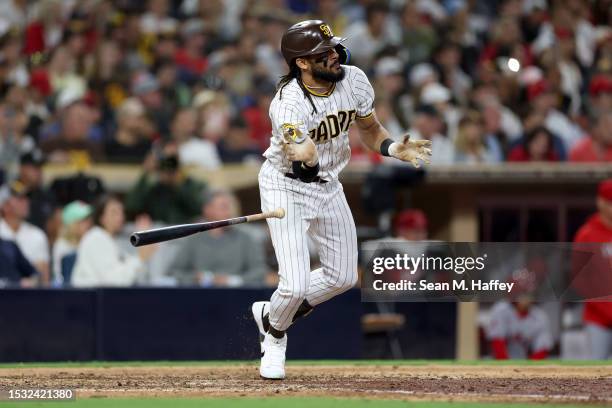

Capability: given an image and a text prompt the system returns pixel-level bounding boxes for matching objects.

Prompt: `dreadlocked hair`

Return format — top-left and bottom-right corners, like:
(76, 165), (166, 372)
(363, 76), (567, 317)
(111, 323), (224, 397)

(277, 61), (318, 114)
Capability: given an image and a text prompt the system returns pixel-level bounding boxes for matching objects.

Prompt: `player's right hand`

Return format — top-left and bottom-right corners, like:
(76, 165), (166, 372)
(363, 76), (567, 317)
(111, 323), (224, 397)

(282, 131), (319, 167)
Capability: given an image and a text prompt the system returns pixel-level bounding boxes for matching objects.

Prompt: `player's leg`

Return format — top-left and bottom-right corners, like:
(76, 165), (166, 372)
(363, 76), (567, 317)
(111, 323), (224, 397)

(305, 189), (358, 307)
(256, 168), (313, 379)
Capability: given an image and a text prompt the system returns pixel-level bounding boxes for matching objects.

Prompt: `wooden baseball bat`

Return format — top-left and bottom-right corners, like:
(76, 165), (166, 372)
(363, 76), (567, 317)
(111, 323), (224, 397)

(129, 208), (285, 247)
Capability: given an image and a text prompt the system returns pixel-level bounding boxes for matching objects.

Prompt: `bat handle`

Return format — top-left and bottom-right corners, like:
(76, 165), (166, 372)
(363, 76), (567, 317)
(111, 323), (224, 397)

(246, 208), (285, 222)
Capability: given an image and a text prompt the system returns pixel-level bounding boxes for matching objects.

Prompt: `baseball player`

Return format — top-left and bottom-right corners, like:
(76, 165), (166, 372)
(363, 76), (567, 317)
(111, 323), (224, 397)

(485, 300), (553, 360)
(573, 179), (612, 359)
(251, 20), (431, 379)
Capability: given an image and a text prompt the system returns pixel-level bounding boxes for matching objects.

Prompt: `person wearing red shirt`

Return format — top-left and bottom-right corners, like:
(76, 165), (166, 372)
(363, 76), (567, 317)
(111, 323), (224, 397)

(486, 271), (552, 360)
(507, 126), (560, 162)
(570, 113), (612, 162)
(573, 179), (612, 359)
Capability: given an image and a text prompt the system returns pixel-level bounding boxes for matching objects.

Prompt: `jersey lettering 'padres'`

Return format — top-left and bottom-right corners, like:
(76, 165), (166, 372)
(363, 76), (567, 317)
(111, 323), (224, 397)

(258, 65), (374, 332)
(264, 65), (375, 181)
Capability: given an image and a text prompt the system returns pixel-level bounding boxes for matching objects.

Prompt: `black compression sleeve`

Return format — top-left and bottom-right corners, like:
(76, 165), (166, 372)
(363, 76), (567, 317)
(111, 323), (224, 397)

(292, 160), (320, 182)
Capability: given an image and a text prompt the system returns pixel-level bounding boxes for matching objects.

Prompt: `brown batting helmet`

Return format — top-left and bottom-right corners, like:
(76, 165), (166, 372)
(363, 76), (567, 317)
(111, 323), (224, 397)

(281, 20), (350, 66)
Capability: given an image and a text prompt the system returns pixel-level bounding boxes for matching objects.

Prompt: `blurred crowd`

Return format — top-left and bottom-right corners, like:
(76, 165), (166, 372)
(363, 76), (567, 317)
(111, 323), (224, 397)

(1, 0), (612, 288)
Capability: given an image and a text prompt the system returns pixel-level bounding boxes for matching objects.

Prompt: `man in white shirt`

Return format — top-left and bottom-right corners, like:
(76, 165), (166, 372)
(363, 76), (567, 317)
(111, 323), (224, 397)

(0, 180), (49, 285)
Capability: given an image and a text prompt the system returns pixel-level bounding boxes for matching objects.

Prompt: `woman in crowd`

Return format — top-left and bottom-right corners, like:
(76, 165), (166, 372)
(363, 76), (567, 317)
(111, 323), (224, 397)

(71, 195), (156, 287)
(454, 111), (502, 164)
(507, 126), (561, 162)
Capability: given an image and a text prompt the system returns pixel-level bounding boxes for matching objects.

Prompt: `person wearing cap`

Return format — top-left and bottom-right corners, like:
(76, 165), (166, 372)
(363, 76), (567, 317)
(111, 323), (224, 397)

(394, 209), (428, 241)
(52, 201), (92, 285)
(131, 70), (170, 137)
(124, 144), (205, 224)
(573, 179), (612, 359)
(0, 180), (50, 285)
(18, 150), (57, 231)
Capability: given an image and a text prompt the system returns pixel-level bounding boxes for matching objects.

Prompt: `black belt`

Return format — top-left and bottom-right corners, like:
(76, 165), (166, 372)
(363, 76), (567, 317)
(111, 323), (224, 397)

(284, 173), (328, 184)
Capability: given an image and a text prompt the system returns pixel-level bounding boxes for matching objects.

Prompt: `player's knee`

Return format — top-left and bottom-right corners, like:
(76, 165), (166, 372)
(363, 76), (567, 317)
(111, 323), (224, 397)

(278, 285), (307, 303)
(334, 269), (358, 292)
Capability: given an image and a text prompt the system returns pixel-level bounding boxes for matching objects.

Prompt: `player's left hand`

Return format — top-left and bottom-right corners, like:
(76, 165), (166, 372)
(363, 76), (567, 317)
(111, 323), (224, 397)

(282, 131), (319, 166)
(389, 135), (432, 168)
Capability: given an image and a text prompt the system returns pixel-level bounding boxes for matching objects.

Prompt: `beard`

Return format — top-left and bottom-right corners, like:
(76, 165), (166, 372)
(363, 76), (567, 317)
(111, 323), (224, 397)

(312, 64), (345, 83)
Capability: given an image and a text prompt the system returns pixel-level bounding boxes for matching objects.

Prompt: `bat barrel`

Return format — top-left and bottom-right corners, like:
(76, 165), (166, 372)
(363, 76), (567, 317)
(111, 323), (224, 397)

(130, 223), (205, 247)
(129, 208), (285, 247)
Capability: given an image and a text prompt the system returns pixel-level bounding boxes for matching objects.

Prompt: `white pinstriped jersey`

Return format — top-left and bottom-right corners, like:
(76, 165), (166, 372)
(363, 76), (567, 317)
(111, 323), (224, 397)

(263, 65), (375, 181)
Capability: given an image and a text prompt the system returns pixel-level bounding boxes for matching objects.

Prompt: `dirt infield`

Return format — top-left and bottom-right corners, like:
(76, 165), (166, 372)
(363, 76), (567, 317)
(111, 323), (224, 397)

(1, 364), (611, 404)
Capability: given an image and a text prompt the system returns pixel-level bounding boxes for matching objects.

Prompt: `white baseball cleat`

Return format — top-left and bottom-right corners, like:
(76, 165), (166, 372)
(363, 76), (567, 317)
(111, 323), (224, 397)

(251, 301), (269, 353)
(260, 332), (287, 380)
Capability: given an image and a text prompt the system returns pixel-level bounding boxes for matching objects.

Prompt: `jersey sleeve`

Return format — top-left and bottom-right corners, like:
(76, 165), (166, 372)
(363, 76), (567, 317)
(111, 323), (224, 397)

(350, 66), (375, 118)
(269, 95), (309, 142)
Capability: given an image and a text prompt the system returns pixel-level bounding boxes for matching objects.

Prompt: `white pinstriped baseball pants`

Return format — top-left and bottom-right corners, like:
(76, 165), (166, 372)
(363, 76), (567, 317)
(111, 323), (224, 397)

(259, 160), (358, 331)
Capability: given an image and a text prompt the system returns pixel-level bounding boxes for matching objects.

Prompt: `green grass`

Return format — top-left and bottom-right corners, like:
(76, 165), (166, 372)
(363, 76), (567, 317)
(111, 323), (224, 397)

(0, 398), (596, 408)
(0, 359), (610, 369)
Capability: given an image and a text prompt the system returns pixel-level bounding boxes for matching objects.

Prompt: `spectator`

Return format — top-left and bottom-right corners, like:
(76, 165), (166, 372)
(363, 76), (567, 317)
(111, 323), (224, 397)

(217, 117), (261, 164)
(52, 200), (92, 285)
(400, 1), (438, 65)
(588, 75), (612, 118)
(570, 112), (612, 162)
(124, 145), (205, 224)
(140, 0), (177, 36)
(155, 59), (189, 115)
(394, 209), (428, 241)
(0, 103), (35, 180)
(0, 180), (49, 285)
(0, 237), (37, 288)
(131, 70), (172, 137)
(419, 82), (461, 140)
(433, 42), (472, 105)
(508, 126), (561, 162)
(104, 98), (155, 163)
(454, 112), (502, 164)
(407, 105), (454, 165)
(193, 90), (232, 146)
(242, 82), (274, 153)
(40, 100), (103, 164)
(72, 195), (156, 287)
(343, 2), (400, 70)
(167, 189), (267, 287)
(373, 56), (411, 131)
(18, 151), (56, 231)
(174, 19), (209, 83)
(529, 80), (584, 153)
(171, 107), (221, 170)
(573, 179), (612, 359)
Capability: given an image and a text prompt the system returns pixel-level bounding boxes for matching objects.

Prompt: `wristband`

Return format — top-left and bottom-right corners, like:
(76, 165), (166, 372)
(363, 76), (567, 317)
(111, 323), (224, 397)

(380, 138), (394, 157)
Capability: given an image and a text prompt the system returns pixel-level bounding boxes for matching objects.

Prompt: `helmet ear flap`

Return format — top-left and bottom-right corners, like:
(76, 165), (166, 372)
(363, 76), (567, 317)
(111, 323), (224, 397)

(335, 44), (350, 65)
